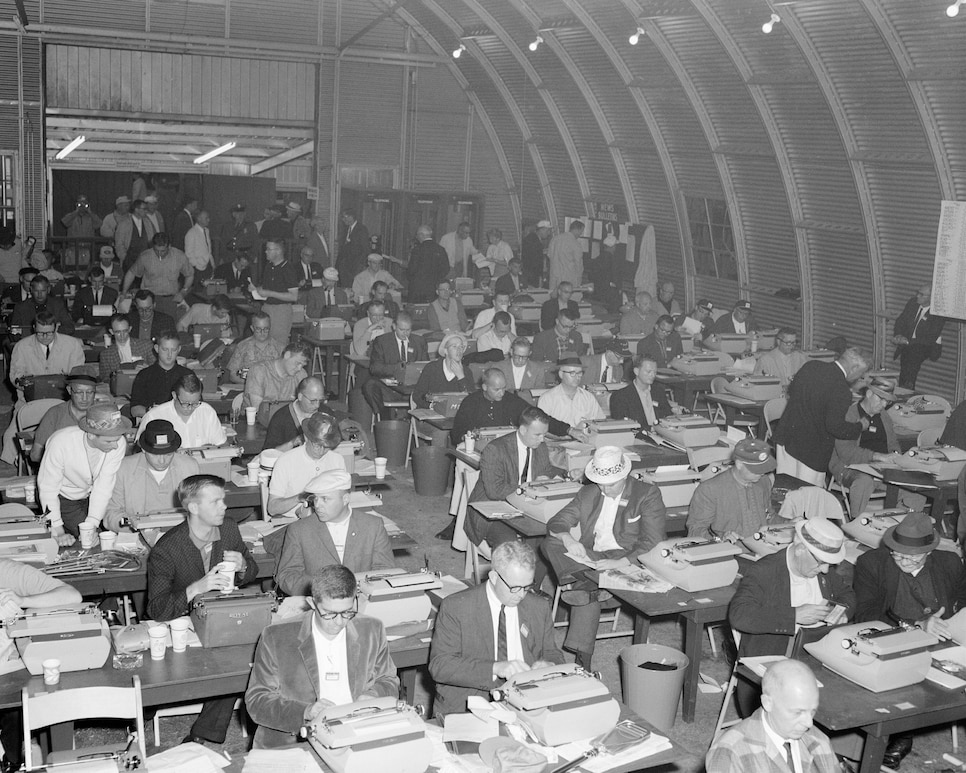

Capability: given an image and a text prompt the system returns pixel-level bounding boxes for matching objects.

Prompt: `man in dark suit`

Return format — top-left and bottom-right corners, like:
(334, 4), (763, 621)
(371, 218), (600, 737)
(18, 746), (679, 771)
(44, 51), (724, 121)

(274, 470), (394, 596)
(465, 407), (561, 550)
(892, 283), (946, 389)
(361, 311), (428, 417)
(609, 353), (672, 431)
(335, 208), (369, 289)
(429, 540), (564, 717)
(494, 257), (525, 298)
(305, 267), (350, 318)
(2, 267), (35, 315)
(774, 347), (869, 486)
(295, 245), (325, 288)
(710, 299), (759, 336)
(580, 340), (629, 385)
(73, 267), (119, 325)
(407, 225), (449, 304)
(637, 314), (683, 369)
(540, 281), (579, 331)
(11, 274), (74, 334)
(492, 339), (550, 391)
(146, 474), (257, 744)
(125, 289), (176, 341)
(246, 565), (399, 749)
(213, 253), (252, 292)
(169, 197), (198, 252)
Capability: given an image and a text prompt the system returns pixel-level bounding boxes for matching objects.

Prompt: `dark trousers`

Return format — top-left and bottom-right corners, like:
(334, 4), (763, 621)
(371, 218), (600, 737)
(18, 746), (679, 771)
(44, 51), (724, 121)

(0, 709), (22, 766)
(898, 343), (932, 389)
(464, 509), (547, 589)
(191, 697), (237, 743)
(541, 538), (601, 656)
(59, 495), (90, 538)
(362, 379), (404, 418)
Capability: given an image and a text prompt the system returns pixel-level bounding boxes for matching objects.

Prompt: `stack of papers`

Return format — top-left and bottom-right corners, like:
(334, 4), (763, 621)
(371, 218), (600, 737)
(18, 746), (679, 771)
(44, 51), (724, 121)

(599, 565), (673, 594)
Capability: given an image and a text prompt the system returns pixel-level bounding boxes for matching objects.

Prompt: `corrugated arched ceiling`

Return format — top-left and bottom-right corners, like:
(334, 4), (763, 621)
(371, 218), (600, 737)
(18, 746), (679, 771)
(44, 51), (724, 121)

(385, 0), (964, 397)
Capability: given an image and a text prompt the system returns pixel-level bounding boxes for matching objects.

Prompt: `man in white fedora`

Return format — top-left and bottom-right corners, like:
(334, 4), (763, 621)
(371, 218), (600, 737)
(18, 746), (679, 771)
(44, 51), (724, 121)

(542, 446), (666, 669)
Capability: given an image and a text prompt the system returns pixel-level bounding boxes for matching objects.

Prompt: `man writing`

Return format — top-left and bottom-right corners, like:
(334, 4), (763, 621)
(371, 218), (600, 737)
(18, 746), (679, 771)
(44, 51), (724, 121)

(99, 313), (154, 384)
(243, 342), (310, 411)
(136, 373), (227, 449)
(609, 353), (672, 431)
(530, 309), (586, 362)
(125, 289), (176, 341)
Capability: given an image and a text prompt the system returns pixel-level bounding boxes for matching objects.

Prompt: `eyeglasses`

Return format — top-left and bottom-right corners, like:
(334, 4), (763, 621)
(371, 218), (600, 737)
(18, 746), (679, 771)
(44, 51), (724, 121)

(176, 395), (202, 410)
(316, 601), (358, 621)
(35, 330), (55, 339)
(559, 370), (584, 377)
(777, 338), (797, 346)
(890, 551), (928, 565)
(495, 570), (532, 594)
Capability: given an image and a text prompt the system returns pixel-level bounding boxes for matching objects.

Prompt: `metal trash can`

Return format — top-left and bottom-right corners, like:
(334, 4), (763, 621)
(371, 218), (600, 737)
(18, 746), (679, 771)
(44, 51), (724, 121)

(411, 446), (451, 496)
(374, 420), (409, 470)
(619, 643), (689, 733)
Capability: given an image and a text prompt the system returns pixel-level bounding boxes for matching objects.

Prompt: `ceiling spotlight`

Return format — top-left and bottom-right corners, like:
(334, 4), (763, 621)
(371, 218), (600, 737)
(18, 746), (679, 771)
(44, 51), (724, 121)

(453, 43), (466, 58)
(629, 27), (645, 45)
(528, 35), (543, 52)
(194, 141), (237, 165)
(947, 0), (963, 17)
(761, 13), (781, 33)
(55, 135), (86, 160)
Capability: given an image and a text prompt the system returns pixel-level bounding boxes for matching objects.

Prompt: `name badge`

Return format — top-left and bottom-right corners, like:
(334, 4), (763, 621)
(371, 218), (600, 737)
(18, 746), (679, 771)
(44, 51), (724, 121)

(520, 623), (529, 639)
(325, 672), (340, 681)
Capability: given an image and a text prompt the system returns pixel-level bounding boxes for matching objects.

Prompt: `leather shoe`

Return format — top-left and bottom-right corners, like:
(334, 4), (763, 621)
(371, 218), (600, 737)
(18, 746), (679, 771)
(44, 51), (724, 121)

(181, 735), (207, 746)
(882, 735), (913, 770)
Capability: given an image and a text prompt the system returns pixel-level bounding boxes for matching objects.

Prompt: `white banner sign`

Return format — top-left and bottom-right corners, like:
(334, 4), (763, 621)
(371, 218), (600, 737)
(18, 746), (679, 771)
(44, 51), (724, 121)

(931, 200), (966, 320)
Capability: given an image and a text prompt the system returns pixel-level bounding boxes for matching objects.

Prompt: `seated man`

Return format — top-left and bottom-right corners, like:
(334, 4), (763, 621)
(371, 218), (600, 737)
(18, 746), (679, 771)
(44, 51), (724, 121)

(361, 312), (428, 417)
(428, 280), (468, 334)
(530, 309), (585, 362)
(306, 267), (349, 318)
(72, 266), (119, 325)
(729, 518), (854, 716)
(472, 292), (517, 340)
(213, 251), (251, 292)
(350, 299), (392, 360)
(543, 446), (666, 669)
(539, 281), (578, 331)
(147, 474), (257, 745)
(125, 289), (176, 341)
(358, 280), (399, 321)
(493, 338), (550, 392)
(243, 342), (310, 410)
(275, 470), (394, 596)
(754, 327), (808, 387)
(676, 298), (714, 340)
(99, 313), (154, 383)
(580, 340), (627, 385)
(176, 294), (233, 334)
(226, 312), (282, 383)
(246, 565), (399, 749)
(537, 357), (604, 428)
(618, 290), (658, 337)
(137, 373), (227, 449)
(637, 315), (682, 369)
(476, 310), (514, 357)
(711, 298), (758, 336)
(706, 659), (839, 773)
(103, 420), (200, 532)
(609, 354), (672, 431)
(494, 256), (524, 298)
(38, 403), (129, 543)
(129, 330), (192, 416)
(687, 439), (779, 552)
(10, 274), (74, 335)
(30, 373), (97, 463)
(0, 558), (82, 770)
(263, 376), (325, 451)
(429, 541), (564, 717)
(854, 513), (966, 770)
(2, 267), (36, 315)
(828, 378), (902, 517)
(268, 413), (346, 518)
(351, 252), (401, 305)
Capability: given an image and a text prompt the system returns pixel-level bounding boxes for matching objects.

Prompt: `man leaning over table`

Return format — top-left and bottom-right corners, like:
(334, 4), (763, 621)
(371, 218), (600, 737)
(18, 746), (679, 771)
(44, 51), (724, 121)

(246, 565), (399, 749)
(147, 474), (256, 746)
(430, 540), (564, 717)
(243, 342), (310, 411)
(30, 373), (97, 463)
(38, 403), (130, 545)
(542, 446), (665, 670)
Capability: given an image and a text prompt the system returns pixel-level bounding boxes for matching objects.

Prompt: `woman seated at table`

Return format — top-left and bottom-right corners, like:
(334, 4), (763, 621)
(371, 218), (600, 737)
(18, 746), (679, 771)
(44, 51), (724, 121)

(427, 280), (468, 336)
(412, 332), (474, 409)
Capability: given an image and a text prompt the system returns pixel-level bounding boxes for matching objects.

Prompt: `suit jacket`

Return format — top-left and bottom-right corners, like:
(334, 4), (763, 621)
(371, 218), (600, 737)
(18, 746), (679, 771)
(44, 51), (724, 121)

(579, 353), (628, 385)
(540, 298), (579, 332)
(530, 328), (586, 362)
(126, 310), (176, 341)
(412, 358), (475, 409)
(429, 583), (564, 716)
(335, 221), (370, 287)
(493, 357), (549, 391)
(893, 296), (945, 359)
(494, 272), (523, 298)
(368, 332), (429, 380)
(773, 360), (862, 472)
(407, 240), (450, 303)
(547, 478), (666, 560)
(170, 209), (194, 251)
(213, 261), (252, 293)
(72, 285), (119, 324)
(275, 512), (395, 596)
(146, 519), (257, 622)
(828, 402), (899, 481)
(711, 312), (759, 336)
(11, 297), (75, 335)
(305, 286), (350, 319)
(637, 331), (683, 369)
(295, 261), (324, 287)
(608, 383), (672, 431)
(706, 708), (840, 773)
(98, 337), (155, 382)
(729, 549), (855, 658)
(854, 546), (966, 624)
(246, 613), (399, 748)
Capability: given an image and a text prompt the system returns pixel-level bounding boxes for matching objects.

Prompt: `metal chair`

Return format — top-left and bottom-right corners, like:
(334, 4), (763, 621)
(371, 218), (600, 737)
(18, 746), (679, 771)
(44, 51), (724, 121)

(762, 397), (787, 444)
(709, 377), (758, 436)
(14, 398), (65, 474)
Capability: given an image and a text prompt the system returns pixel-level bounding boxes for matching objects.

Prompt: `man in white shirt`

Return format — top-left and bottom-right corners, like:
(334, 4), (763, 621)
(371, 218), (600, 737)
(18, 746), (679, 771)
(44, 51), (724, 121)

(350, 299), (392, 360)
(38, 403), (131, 544)
(439, 221), (478, 279)
(755, 328), (809, 388)
(476, 311), (514, 357)
(537, 357), (604, 428)
(268, 413), (347, 518)
(351, 253), (401, 305)
(471, 292), (517, 339)
(136, 372), (227, 449)
(184, 209), (215, 279)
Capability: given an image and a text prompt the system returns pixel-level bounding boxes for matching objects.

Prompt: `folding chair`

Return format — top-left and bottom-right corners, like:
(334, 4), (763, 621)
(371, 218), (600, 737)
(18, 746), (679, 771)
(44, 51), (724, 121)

(709, 377), (757, 436)
(14, 398), (64, 474)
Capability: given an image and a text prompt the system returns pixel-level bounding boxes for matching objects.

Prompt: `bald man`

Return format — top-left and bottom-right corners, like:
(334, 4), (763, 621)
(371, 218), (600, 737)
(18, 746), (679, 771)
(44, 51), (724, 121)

(707, 659), (839, 772)
(407, 225), (449, 303)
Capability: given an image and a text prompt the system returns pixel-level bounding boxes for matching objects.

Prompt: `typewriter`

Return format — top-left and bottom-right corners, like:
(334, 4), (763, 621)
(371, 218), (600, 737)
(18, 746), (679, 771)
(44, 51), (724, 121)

(492, 663), (620, 747)
(506, 479), (583, 524)
(638, 538), (742, 592)
(669, 352), (731, 376)
(4, 604), (111, 675)
(303, 698), (431, 773)
(704, 333), (752, 355)
(725, 376), (783, 402)
(122, 509), (186, 532)
(752, 523), (797, 547)
(652, 415), (721, 448)
(0, 508), (57, 565)
(633, 466), (701, 508)
(586, 419), (641, 448)
(355, 569), (442, 628)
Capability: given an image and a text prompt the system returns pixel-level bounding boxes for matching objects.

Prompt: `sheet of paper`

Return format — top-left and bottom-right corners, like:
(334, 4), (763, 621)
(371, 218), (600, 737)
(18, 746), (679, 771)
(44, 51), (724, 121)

(92, 304), (114, 317)
(144, 741), (229, 772)
(240, 748), (320, 773)
(249, 285), (267, 301)
(443, 712), (499, 744)
(311, 278), (323, 288)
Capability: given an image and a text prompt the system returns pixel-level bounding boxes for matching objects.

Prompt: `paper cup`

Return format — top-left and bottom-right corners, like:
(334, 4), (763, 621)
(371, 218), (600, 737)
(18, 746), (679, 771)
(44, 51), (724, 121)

(247, 460), (260, 485)
(42, 658), (60, 685)
(245, 406), (257, 426)
(99, 531), (116, 551)
(24, 482), (36, 504)
(169, 617), (190, 653)
(148, 625), (168, 660)
(464, 436), (476, 454)
(103, 333), (112, 347)
(215, 561), (236, 593)
(374, 457), (388, 479)
(78, 523), (96, 549)
(192, 333), (202, 347)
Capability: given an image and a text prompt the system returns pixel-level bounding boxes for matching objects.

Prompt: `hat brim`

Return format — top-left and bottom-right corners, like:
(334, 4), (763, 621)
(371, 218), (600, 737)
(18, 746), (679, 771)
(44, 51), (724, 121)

(881, 523), (940, 555)
(868, 386), (898, 403)
(585, 457), (631, 485)
(78, 416), (133, 437)
(794, 520), (845, 564)
(736, 456), (777, 474)
(479, 737), (549, 772)
(139, 437), (182, 454)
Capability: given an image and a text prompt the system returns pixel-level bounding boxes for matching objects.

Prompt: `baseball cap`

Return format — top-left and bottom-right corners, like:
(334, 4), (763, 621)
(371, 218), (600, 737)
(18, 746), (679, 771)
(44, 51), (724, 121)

(732, 438), (776, 473)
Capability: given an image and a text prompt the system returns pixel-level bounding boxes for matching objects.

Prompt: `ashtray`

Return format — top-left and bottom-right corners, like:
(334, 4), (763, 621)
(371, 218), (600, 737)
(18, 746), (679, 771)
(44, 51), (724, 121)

(113, 652), (143, 670)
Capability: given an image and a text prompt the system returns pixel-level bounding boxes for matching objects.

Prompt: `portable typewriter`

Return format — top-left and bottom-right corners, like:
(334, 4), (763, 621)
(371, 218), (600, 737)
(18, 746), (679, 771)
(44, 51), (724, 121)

(4, 604), (111, 674)
(189, 589), (277, 648)
(638, 538), (742, 592)
(633, 466), (701, 508)
(753, 523), (797, 546)
(585, 419), (641, 448)
(122, 509), (186, 532)
(506, 479), (583, 524)
(652, 415), (721, 448)
(0, 509), (57, 565)
(725, 376), (783, 402)
(355, 569), (442, 628)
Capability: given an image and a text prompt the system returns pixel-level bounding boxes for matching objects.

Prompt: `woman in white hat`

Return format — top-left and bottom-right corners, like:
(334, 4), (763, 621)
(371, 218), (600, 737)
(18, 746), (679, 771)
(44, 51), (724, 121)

(542, 446), (666, 669)
(412, 332), (474, 409)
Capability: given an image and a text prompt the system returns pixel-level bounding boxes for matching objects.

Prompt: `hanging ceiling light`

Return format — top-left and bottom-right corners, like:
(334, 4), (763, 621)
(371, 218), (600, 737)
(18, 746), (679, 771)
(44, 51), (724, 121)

(452, 43), (466, 58)
(55, 135), (86, 160)
(947, 0), (964, 17)
(761, 13), (781, 33)
(528, 35), (543, 52)
(194, 141), (237, 165)
(628, 27), (646, 45)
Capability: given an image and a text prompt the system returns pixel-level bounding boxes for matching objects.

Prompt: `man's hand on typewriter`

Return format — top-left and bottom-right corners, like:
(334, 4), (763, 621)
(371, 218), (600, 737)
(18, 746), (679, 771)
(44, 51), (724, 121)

(494, 659), (530, 680)
(531, 660), (556, 670)
(50, 525), (76, 547)
(305, 698), (335, 724)
(795, 603), (832, 626)
(922, 607), (951, 641)
(0, 588), (25, 608)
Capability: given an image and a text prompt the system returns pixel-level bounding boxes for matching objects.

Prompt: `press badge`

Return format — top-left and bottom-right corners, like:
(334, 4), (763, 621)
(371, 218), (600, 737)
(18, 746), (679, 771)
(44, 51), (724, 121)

(520, 623), (529, 638)
(325, 672), (340, 681)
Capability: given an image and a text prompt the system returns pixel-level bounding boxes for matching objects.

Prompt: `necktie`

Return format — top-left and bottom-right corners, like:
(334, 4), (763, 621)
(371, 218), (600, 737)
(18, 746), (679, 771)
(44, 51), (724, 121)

(783, 741), (793, 771)
(327, 289), (334, 306)
(94, 290), (100, 305)
(497, 605), (507, 662)
(305, 264), (311, 282)
(45, 344), (50, 361)
(912, 306), (926, 338)
(602, 365), (609, 383)
(400, 340), (407, 364)
(204, 228), (210, 251)
(521, 447), (531, 484)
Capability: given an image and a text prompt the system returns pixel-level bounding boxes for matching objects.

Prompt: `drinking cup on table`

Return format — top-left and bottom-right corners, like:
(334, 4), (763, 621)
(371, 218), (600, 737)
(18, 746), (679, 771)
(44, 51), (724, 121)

(148, 625), (168, 660)
(103, 333), (112, 348)
(78, 523), (96, 549)
(24, 482), (36, 505)
(245, 406), (257, 426)
(464, 434), (476, 454)
(42, 659), (60, 685)
(374, 457), (388, 480)
(214, 560), (236, 593)
(247, 460), (260, 485)
(169, 617), (190, 653)
(192, 333), (202, 348)
(99, 531), (116, 551)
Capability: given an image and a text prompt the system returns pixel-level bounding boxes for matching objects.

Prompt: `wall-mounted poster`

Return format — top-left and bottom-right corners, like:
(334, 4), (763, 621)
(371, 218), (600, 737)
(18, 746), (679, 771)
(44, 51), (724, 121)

(563, 216), (655, 307)
(931, 200), (966, 320)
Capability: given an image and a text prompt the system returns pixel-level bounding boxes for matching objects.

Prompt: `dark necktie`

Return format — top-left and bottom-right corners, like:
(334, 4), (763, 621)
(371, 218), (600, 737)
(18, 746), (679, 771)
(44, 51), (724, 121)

(912, 306), (926, 338)
(400, 340), (407, 364)
(497, 605), (507, 662)
(94, 290), (100, 305)
(784, 741), (793, 771)
(45, 344), (50, 361)
(602, 364), (609, 382)
(305, 264), (311, 282)
(520, 447), (531, 484)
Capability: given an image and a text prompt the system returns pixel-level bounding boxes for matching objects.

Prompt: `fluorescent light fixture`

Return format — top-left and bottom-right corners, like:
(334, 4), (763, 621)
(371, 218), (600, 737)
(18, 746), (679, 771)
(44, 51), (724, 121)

(629, 27), (645, 45)
(762, 13), (781, 33)
(55, 135), (86, 160)
(194, 141), (237, 165)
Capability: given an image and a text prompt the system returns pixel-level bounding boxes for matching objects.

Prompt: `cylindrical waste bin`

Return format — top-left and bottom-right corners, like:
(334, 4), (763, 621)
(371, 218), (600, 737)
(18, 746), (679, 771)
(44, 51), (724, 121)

(412, 446), (450, 496)
(374, 420), (409, 470)
(619, 643), (689, 733)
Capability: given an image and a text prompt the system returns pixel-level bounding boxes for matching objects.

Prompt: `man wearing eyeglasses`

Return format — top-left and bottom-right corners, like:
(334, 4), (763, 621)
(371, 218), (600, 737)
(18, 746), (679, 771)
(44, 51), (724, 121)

(274, 470), (393, 596)
(430, 540), (564, 717)
(537, 357), (604, 428)
(135, 372), (226, 450)
(267, 413), (347, 519)
(30, 374), (98, 463)
(264, 376), (327, 451)
(531, 308), (586, 363)
(98, 313), (155, 384)
(754, 327), (808, 388)
(247, 564), (399, 748)
(493, 338), (550, 392)
(226, 312), (282, 384)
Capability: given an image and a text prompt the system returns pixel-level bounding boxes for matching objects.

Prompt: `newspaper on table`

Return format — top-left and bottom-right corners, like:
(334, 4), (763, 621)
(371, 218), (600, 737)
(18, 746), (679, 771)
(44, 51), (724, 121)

(598, 565), (673, 594)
